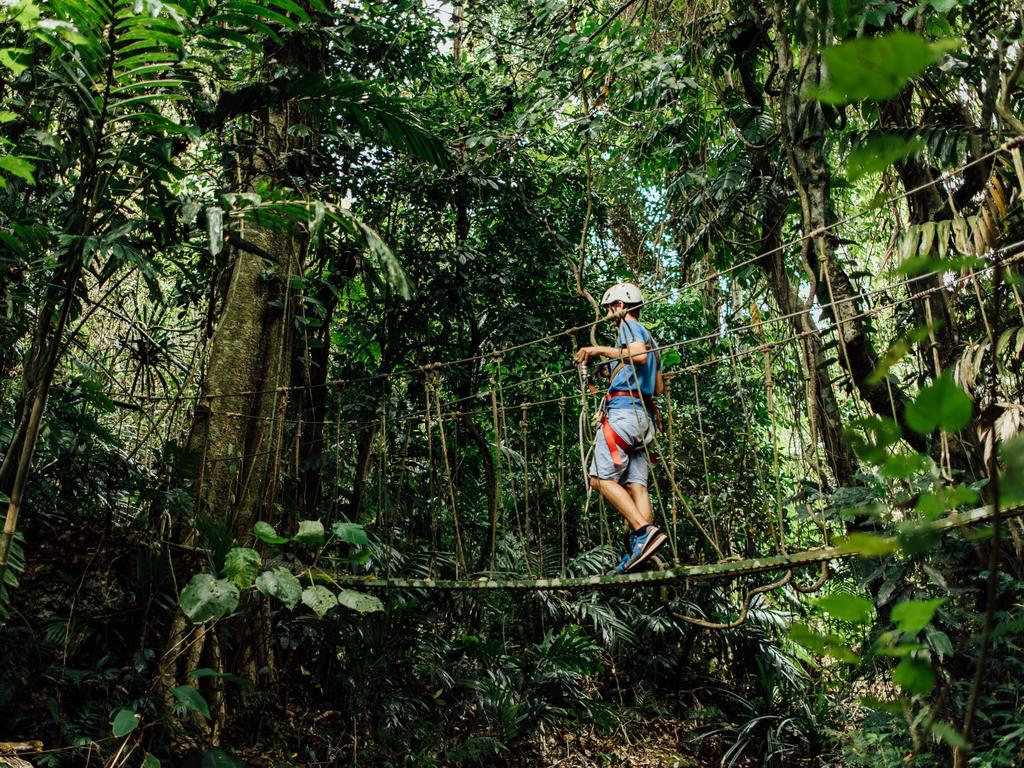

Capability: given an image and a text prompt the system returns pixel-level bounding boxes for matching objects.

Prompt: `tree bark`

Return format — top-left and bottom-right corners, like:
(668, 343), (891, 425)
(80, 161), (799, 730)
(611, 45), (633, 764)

(771, 5), (925, 452)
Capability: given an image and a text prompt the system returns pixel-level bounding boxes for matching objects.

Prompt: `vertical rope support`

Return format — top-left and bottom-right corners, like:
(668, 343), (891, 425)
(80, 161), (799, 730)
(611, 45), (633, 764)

(922, 299), (953, 480)
(819, 252), (865, 421)
(577, 364), (597, 548)
(423, 371), (438, 575)
(558, 399), (567, 576)
(647, 375), (721, 560)
(765, 350), (786, 554)
(488, 369), (502, 575)
(664, 377), (680, 564)
(729, 338), (771, 554)
(331, 389), (342, 524)
(379, 379), (390, 541)
(692, 373), (722, 554)
(430, 371), (466, 577)
(520, 404), (535, 577)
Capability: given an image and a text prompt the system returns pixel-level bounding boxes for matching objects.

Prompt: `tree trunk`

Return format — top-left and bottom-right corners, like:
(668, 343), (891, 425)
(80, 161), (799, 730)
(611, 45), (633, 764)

(723, 20), (858, 487)
(771, 7), (925, 452)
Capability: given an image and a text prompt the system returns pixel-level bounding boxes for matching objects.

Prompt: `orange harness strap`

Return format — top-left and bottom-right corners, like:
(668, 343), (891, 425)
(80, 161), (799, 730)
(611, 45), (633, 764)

(601, 391), (659, 466)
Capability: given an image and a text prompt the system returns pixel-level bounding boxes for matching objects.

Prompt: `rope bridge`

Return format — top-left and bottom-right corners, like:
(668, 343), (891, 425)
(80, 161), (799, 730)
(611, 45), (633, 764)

(92, 139), (1024, 607)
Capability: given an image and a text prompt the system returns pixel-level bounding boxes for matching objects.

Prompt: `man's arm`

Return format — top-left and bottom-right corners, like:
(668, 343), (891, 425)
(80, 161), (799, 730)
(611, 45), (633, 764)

(573, 341), (648, 367)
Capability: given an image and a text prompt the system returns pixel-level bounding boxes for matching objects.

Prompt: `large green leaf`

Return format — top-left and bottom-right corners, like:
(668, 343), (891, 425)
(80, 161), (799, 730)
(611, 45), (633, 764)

(111, 708), (140, 737)
(171, 684), (211, 719)
(179, 574), (239, 623)
(893, 656), (935, 695)
(294, 519), (325, 544)
(0, 155), (36, 185)
(253, 521), (289, 544)
(905, 373), (972, 434)
(301, 585), (337, 618)
(999, 435), (1024, 506)
(816, 593), (874, 624)
(254, 567), (302, 610)
(816, 33), (960, 104)
(337, 589), (383, 613)
(223, 547), (261, 589)
(331, 521), (369, 546)
(846, 135), (923, 180)
(892, 598), (946, 634)
(788, 622), (859, 663)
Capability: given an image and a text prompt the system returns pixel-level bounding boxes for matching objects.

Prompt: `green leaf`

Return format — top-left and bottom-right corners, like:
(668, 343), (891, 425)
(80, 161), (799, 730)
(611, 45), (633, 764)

(815, 33), (960, 104)
(254, 567), (302, 610)
(9, 0), (41, 28)
(0, 155), (35, 185)
(847, 135), (923, 180)
(253, 521), (289, 544)
(660, 348), (681, 368)
(331, 521), (369, 546)
(839, 532), (899, 557)
(337, 589), (383, 613)
(223, 547), (261, 589)
(898, 253), (985, 277)
(294, 519), (325, 544)
(846, 416), (902, 464)
(893, 656), (935, 695)
(301, 585), (337, 617)
(892, 598), (946, 634)
(171, 685), (211, 719)
(905, 373), (972, 434)
(111, 708), (141, 737)
(816, 593), (874, 623)
(998, 435), (1024, 506)
(898, 522), (942, 554)
(881, 452), (931, 479)
(925, 626), (954, 657)
(0, 48), (31, 76)
(179, 574), (239, 623)
(931, 721), (968, 748)
(788, 622), (860, 663)
(142, 754), (161, 768)
(915, 485), (978, 521)
(875, 641), (927, 657)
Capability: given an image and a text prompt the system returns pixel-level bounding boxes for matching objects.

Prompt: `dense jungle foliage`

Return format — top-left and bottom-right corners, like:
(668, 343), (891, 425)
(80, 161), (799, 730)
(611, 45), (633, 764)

(1, 0), (1024, 765)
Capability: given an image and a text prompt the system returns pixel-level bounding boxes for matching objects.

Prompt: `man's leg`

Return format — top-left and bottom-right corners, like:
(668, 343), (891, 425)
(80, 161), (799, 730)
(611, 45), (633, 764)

(589, 477), (647, 530)
(626, 483), (653, 528)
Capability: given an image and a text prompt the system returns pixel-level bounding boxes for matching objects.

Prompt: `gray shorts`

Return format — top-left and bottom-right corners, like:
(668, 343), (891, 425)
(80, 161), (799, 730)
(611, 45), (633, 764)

(589, 407), (654, 486)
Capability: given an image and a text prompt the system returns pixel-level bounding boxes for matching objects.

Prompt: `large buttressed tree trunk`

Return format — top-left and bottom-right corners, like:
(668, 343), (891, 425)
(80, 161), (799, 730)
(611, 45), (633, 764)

(187, 37), (316, 539)
(166, 32), (318, 704)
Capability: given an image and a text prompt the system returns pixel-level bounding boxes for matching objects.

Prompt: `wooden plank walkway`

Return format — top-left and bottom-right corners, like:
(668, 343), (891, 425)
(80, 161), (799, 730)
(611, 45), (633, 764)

(325, 504), (1021, 591)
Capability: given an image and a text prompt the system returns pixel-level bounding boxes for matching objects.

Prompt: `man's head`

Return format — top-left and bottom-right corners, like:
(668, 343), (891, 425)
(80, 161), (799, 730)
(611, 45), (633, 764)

(600, 282), (643, 322)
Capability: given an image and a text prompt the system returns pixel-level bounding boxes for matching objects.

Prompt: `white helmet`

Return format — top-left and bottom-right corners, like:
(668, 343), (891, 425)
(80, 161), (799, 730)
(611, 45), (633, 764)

(600, 282), (643, 307)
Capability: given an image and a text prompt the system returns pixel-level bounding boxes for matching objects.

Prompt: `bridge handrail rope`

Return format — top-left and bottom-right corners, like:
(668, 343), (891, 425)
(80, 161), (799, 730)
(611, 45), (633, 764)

(197, 240), (1024, 465)
(121, 139), (1021, 404)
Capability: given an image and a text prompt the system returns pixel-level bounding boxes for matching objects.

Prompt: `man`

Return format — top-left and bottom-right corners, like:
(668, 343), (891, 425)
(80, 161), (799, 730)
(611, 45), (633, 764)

(573, 282), (668, 574)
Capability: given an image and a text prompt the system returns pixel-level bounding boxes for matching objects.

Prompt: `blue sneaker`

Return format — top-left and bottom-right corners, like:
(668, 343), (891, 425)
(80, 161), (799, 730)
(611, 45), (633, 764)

(608, 534), (637, 575)
(618, 526), (668, 574)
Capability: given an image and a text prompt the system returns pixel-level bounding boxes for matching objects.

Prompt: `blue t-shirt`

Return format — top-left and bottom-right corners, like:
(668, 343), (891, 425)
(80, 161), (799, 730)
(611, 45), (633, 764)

(605, 319), (659, 410)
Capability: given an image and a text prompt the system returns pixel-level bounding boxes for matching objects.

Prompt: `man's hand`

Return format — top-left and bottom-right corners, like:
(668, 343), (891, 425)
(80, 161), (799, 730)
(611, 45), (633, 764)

(574, 346), (597, 365)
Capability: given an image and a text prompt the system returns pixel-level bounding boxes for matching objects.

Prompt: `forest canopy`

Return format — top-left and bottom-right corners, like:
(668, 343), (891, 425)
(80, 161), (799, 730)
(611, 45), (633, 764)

(1, 0), (1023, 765)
